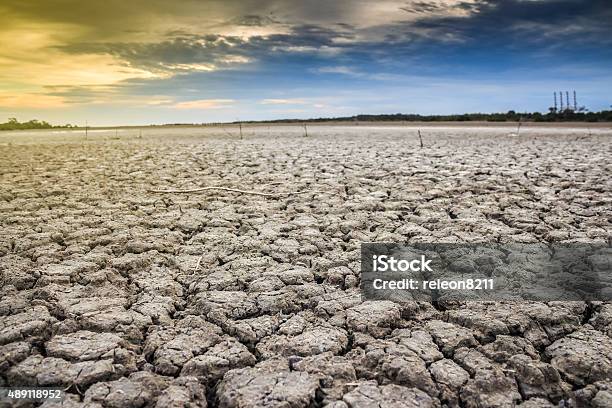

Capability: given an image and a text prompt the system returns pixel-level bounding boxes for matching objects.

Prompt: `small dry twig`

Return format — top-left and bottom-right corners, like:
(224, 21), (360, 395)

(148, 186), (334, 197)
(193, 255), (203, 272)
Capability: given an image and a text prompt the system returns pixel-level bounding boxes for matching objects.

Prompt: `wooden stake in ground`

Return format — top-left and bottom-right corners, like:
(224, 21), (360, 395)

(85, 121), (88, 140)
(303, 123), (308, 137)
(417, 129), (424, 148)
(239, 123), (243, 140)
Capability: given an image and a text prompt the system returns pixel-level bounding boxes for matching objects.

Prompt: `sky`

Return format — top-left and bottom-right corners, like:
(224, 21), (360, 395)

(1, 0), (611, 125)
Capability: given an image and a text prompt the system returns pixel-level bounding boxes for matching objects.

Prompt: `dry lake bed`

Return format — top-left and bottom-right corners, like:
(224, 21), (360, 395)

(1, 124), (611, 407)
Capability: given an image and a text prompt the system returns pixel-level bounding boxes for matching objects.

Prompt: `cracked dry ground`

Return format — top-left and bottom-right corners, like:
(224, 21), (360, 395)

(0, 126), (611, 408)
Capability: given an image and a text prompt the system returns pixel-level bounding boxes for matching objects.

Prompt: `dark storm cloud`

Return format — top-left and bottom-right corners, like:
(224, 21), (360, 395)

(56, 23), (357, 75)
(57, 35), (242, 73)
(54, 0), (612, 77)
(401, 2), (448, 14)
(229, 15), (279, 27)
(373, 0), (612, 73)
(412, 0), (612, 47)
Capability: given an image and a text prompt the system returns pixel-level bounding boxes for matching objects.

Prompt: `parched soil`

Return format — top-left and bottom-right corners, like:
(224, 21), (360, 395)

(1, 125), (611, 407)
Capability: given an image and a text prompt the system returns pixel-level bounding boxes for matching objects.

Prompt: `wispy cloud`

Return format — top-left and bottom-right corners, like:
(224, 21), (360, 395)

(172, 99), (235, 109)
(260, 98), (307, 105)
(315, 67), (416, 82)
(0, 92), (66, 108)
(316, 66), (361, 76)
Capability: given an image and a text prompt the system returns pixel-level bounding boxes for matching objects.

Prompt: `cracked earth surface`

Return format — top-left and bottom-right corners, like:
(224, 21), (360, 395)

(1, 125), (611, 407)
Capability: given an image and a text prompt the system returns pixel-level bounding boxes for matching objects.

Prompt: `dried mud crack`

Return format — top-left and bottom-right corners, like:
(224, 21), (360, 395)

(0, 125), (611, 408)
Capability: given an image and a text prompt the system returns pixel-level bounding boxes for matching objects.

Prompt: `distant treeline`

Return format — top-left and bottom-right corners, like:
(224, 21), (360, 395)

(237, 110), (612, 124)
(0, 118), (75, 131)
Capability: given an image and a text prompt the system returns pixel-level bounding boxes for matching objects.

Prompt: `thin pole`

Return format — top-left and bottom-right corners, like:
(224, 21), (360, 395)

(85, 120), (88, 139)
(239, 123), (243, 139)
(417, 129), (423, 148)
(303, 123), (308, 137)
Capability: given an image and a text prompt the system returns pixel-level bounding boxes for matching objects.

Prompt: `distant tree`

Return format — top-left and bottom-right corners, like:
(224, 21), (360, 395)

(0, 118), (73, 131)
